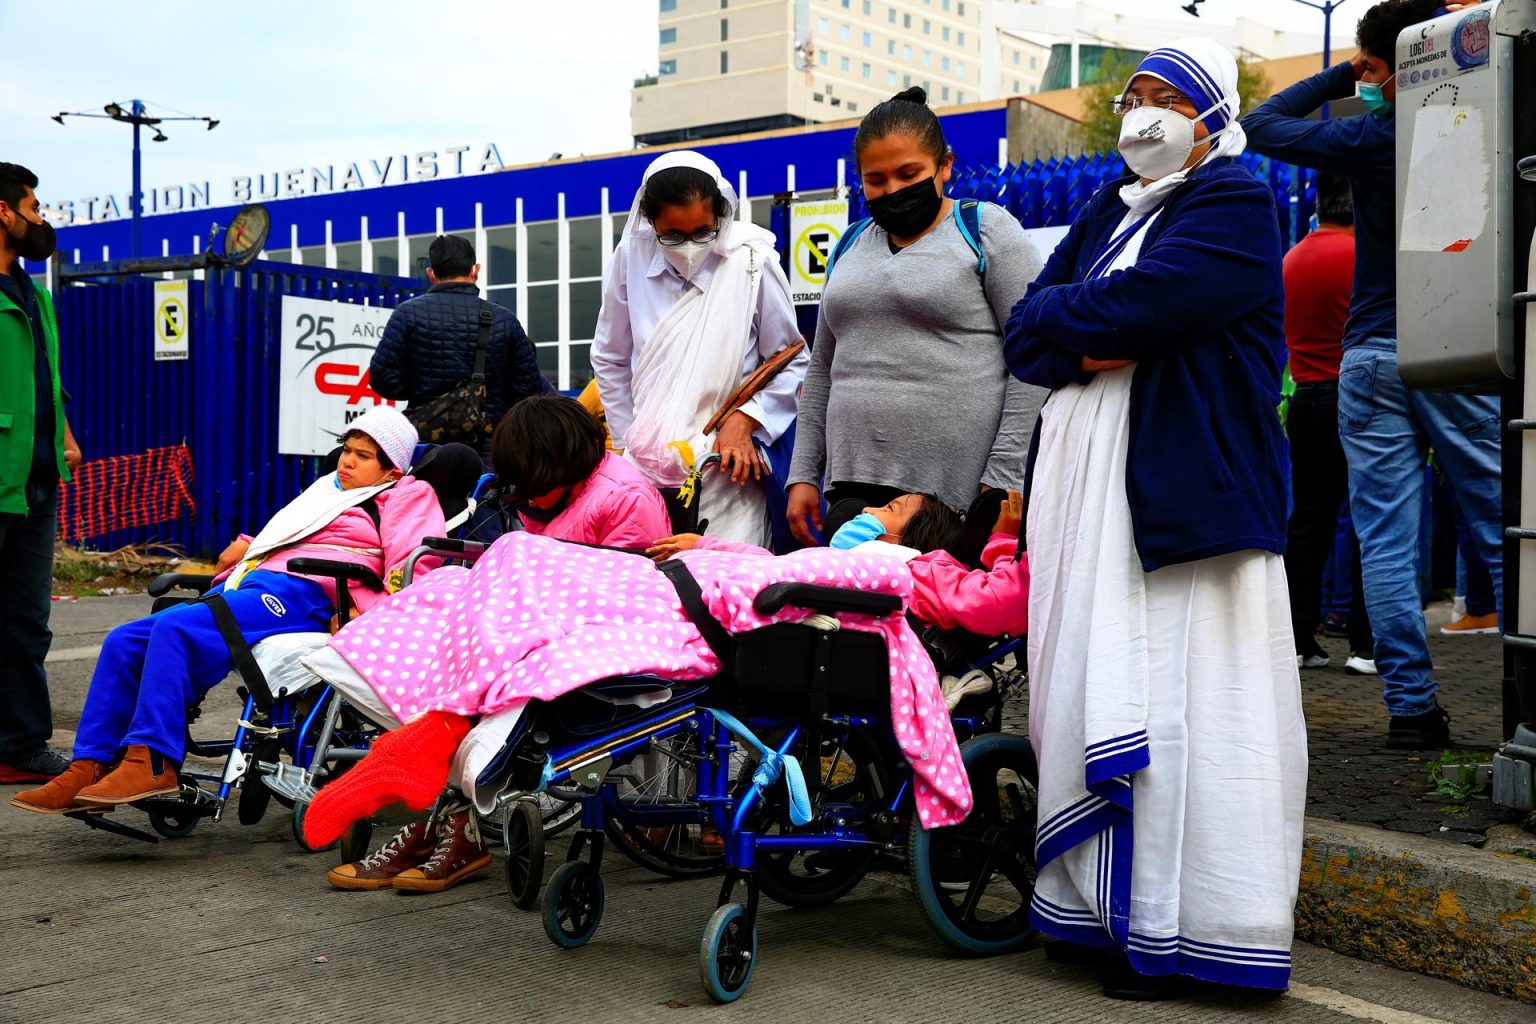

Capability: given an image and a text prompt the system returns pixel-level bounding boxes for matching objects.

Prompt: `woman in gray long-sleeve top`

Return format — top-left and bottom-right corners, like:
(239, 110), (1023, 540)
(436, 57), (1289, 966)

(786, 87), (1047, 545)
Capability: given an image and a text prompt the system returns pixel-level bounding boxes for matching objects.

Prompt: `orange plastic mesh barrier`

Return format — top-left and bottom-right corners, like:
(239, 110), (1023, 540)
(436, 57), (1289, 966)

(57, 445), (196, 543)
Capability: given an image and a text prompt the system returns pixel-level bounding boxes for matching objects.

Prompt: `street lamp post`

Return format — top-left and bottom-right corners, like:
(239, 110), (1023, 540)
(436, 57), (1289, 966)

(52, 99), (219, 258)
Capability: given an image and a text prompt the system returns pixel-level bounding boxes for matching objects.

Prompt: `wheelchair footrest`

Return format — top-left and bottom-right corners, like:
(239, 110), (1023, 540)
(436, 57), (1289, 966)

(64, 810), (160, 844)
(260, 761), (318, 804)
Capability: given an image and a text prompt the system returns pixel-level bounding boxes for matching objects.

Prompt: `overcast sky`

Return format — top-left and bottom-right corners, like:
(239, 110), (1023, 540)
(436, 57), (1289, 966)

(8, 0), (1355, 213)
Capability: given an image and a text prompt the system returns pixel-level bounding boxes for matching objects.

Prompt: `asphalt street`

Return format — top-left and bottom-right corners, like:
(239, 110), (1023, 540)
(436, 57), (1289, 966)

(2, 595), (1530, 1024)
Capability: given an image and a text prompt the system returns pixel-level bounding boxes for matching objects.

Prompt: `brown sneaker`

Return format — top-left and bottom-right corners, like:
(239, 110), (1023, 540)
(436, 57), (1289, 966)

(10, 760), (110, 814)
(75, 746), (180, 807)
(327, 820), (437, 891)
(392, 811), (491, 893)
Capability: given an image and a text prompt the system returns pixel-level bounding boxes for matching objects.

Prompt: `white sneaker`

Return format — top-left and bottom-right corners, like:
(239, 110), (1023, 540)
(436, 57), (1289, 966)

(1344, 654), (1378, 676)
(1297, 652), (1330, 669)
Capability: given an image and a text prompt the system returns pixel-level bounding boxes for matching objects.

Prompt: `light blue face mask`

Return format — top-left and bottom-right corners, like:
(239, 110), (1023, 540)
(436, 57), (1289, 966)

(830, 512), (888, 550)
(1357, 80), (1392, 116)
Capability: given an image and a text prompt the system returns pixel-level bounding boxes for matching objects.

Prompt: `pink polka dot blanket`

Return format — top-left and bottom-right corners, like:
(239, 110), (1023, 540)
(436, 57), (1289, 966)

(327, 531), (972, 828)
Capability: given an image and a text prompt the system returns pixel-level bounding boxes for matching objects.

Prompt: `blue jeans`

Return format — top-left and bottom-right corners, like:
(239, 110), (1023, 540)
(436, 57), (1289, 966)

(1337, 339), (1503, 715)
(73, 571), (332, 763)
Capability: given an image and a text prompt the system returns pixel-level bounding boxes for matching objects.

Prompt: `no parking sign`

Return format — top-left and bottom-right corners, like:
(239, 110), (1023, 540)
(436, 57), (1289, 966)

(788, 199), (848, 306)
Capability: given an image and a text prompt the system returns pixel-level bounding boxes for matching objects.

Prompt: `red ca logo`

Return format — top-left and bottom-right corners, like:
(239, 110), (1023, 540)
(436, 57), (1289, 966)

(314, 363), (392, 406)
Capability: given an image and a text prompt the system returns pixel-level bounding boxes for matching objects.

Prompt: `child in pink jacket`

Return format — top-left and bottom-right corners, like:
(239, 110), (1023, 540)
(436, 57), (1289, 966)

(494, 394), (670, 549)
(649, 489), (1029, 638)
(321, 395), (671, 894)
(14, 406), (446, 815)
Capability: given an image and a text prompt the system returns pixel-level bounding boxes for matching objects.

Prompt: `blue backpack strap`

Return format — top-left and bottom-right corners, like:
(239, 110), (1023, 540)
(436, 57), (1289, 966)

(823, 216), (874, 282)
(952, 199), (986, 280)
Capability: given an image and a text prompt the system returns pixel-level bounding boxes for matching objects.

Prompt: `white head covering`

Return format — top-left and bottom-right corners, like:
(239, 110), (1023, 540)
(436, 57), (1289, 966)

(1117, 37), (1248, 212)
(621, 150), (776, 257)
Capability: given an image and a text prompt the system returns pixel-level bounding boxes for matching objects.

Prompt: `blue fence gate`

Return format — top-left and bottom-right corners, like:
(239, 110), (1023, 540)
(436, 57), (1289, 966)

(55, 257), (418, 557)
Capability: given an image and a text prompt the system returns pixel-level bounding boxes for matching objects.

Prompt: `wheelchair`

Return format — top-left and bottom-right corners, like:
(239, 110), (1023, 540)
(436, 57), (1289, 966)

(404, 537), (1037, 1004)
(64, 442), (490, 857)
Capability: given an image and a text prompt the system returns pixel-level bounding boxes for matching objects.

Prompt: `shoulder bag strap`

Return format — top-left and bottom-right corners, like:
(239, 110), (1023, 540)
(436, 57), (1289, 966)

(470, 300), (493, 383)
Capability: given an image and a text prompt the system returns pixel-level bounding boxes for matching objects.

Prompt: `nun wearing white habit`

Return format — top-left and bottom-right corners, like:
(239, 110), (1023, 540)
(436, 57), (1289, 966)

(591, 151), (807, 546)
(1003, 38), (1307, 999)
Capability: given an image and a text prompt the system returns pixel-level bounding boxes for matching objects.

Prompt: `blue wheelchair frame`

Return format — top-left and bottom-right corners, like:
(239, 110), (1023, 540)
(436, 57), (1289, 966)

(417, 530), (1036, 1004)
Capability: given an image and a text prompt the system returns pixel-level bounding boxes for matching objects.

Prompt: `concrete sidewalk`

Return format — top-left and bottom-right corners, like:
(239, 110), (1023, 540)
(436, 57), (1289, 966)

(18, 594), (1536, 1008)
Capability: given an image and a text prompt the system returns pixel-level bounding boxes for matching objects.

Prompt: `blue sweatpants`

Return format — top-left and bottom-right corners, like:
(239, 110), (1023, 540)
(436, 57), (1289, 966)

(73, 570), (333, 764)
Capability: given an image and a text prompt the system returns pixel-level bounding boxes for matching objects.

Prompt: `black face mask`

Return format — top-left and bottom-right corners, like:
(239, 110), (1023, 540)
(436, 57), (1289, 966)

(865, 176), (943, 238)
(7, 212), (56, 262)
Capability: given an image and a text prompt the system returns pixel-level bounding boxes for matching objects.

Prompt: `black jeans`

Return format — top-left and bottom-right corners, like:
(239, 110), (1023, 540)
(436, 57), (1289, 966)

(1284, 382), (1374, 655)
(0, 477), (57, 759)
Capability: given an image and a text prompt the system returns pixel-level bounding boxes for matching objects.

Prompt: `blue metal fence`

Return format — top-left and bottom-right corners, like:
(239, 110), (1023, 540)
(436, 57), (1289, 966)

(845, 152), (1319, 247)
(56, 261), (418, 556)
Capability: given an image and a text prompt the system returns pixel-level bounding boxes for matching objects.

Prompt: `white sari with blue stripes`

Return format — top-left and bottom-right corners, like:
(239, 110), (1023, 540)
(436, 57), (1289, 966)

(1024, 208), (1308, 990)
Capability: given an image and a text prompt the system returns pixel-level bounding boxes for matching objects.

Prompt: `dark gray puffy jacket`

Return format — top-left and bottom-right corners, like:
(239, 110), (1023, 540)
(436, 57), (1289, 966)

(370, 282), (553, 423)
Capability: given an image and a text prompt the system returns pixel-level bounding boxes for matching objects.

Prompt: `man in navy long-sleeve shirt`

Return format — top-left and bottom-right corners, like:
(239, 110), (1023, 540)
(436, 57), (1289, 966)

(1243, 0), (1499, 750)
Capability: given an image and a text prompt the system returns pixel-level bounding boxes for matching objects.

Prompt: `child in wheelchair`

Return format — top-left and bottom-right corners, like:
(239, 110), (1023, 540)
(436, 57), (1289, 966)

(12, 407), (446, 816)
(322, 394), (673, 892)
(650, 488), (1030, 642)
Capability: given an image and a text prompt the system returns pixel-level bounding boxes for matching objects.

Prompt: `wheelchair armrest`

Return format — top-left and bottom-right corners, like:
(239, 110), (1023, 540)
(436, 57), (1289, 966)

(148, 572), (217, 598)
(752, 582), (903, 618)
(286, 558), (386, 593)
(401, 537), (491, 588)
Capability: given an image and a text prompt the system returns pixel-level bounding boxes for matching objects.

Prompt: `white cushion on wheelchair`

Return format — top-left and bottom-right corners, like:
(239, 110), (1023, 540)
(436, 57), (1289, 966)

(453, 703), (527, 815)
(250, 632), (332, 698)
(298, 644), (402, 729)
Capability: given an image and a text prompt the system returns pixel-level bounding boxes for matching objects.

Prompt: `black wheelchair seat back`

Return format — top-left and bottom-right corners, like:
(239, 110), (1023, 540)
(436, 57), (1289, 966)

(726, 622), (890, 716)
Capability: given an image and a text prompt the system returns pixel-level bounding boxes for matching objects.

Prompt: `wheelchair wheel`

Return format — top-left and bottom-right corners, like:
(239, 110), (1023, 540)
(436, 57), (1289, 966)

(236, 738), (280, 826)
(147, 808), (201, 839)
(909, 732), (1039, 956)
(503, 800), (546, 911)
(755, 730), (886, 909)
(699, 903), (758, 1004)
(538, 792), (582, 837)
(542, 860), (605, 948)
(604, 733), (725, 879)
(290, 802), (337, 854)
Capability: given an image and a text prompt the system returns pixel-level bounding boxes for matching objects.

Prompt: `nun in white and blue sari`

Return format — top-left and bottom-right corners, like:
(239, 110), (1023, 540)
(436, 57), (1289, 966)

(1003, 38), (1307, 999)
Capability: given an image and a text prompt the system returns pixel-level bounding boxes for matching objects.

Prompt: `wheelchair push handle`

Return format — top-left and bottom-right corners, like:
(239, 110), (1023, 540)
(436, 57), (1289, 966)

(752, 582), (903, 618)
(401, 537), (492, 589)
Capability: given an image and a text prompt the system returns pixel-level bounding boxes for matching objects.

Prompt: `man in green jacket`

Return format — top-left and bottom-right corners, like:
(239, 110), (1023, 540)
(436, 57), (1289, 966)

(0, 163), (79, 783)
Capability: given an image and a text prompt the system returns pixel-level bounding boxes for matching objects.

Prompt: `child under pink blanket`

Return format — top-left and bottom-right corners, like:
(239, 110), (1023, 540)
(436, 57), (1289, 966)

(310, 531), (972, 841)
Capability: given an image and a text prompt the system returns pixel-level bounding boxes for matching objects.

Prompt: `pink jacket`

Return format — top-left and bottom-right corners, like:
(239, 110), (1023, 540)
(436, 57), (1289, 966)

(520, 452), (670, 549)
(908, 534), (1029, 637)
(222, 476), (447, 616)
(696, 533), (1029, 637)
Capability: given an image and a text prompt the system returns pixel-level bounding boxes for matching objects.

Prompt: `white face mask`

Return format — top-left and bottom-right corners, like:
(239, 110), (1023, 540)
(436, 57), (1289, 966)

(1117, 93), (1232, 182)
(661, 239), (713, 281)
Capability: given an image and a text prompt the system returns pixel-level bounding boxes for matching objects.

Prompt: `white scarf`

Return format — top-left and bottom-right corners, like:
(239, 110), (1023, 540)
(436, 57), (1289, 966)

(620, 150), (777, 488)
(225, 473), (390, 589)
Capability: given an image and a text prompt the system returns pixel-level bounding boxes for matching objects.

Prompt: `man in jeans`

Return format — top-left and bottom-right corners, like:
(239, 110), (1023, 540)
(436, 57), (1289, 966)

(0, 163), (79, 782)
(1283, 172), (1376, 677)
(370, 233), (551, 447)
(1244, 0), (1497, 748)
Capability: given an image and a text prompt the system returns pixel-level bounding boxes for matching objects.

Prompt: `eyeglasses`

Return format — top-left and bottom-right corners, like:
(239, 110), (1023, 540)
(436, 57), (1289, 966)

(1110, 93), (1190, 116)
(656, 227), (719, 247)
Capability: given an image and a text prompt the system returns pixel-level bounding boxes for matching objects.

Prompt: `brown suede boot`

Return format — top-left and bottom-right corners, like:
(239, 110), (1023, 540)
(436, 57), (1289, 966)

(75, 746), (180, 807)
(326, 820), (437, 891)
(10, 760), (109, 814)
(392, 811), (491, 893)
